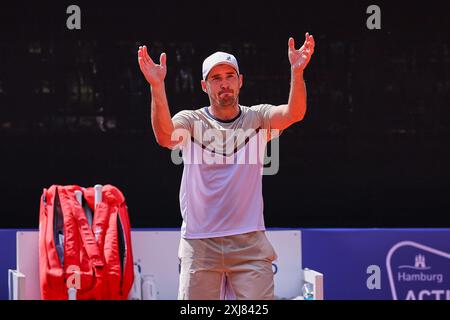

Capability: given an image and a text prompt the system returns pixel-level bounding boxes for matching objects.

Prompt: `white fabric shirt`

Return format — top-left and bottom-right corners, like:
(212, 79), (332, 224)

(172, 104), (280, 239)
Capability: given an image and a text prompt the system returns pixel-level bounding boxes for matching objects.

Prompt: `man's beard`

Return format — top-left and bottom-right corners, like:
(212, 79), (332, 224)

(217, 91), (238, 107)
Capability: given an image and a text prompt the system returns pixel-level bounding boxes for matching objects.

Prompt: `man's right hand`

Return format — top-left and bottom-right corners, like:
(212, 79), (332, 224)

(138, 45), (167, 87)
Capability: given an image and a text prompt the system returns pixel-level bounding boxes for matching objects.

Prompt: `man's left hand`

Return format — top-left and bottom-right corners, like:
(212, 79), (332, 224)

(288, 33), (315, 74)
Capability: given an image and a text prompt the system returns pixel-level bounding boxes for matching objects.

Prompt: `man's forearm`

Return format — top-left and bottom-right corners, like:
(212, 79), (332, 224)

(287, 71), (307, 122)
(150, 83), (175, 147)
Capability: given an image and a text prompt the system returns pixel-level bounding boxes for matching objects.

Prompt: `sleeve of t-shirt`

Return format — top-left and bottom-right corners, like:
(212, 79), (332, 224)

(171, 110), (194, 148)
(172, 110), (193, 133)
(251, 104), (283, 139)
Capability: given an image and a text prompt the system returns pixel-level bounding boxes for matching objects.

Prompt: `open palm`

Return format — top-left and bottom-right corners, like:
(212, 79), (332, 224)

(137, 45), (167, 86)
(288, 33), (315, 73)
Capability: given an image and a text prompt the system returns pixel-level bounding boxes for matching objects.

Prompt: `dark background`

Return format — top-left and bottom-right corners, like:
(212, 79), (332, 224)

(0, 1), (449, 228)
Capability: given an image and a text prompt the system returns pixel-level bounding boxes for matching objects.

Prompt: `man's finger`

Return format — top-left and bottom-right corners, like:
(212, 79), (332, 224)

(309, 35), (315, 48)
(143, 46), (150, 63)
(160, 52), (167, 68)
(138, 48), (146, 67)
(138, 56), (145, 69)
(305, 53), (312, 65)
(302, 34), (310, 49)
(143, 46), (154, 65)
(288, 37), (295, 51)
(139, 46), (148, 63)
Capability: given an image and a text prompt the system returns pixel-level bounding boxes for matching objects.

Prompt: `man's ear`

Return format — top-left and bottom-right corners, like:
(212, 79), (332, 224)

(239, 74), (243, 89)
(201, 80), (207, 93)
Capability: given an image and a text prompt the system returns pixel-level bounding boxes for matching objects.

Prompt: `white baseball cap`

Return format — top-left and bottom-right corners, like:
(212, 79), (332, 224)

(202, 51), (240, 80)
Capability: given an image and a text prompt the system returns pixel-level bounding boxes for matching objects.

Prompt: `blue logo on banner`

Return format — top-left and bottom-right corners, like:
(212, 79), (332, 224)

(387, 241), (450, 300)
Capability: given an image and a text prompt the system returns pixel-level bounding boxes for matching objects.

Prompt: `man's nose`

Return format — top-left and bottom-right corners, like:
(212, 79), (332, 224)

(220, 79), (230, 89)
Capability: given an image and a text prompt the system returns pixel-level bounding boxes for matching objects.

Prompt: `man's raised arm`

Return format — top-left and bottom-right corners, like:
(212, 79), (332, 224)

(138, 45), (182, 148)
(269, 33), (315, 130)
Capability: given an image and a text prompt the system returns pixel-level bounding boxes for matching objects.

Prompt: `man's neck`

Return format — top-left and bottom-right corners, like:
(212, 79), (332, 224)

(209, 104), (240, 121)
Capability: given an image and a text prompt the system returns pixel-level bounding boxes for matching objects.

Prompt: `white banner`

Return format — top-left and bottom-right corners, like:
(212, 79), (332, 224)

(15, 229), (303, 299)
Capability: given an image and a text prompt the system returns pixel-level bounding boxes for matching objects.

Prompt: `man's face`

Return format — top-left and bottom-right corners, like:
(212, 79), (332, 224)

(202, 64), (243, 108)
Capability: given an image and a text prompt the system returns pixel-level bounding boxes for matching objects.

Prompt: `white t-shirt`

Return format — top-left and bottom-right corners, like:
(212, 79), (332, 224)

(172, 104), (280, 239)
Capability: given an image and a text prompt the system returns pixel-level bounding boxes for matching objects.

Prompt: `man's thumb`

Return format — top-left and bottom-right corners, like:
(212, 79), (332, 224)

(288, 37), (295, 51)
(160, 52), (167, 67)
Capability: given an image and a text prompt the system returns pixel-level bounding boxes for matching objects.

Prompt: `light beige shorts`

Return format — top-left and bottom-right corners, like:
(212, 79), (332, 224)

(178, 231), (277, 300)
